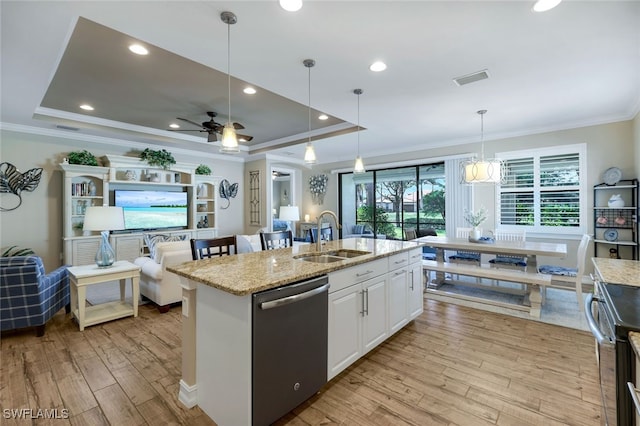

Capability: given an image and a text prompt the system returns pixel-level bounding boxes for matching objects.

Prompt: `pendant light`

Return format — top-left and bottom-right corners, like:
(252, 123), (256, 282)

(460, 110), (505, 184)
(303, 59), (317, 164)
(353, 89), (365, 174)
(220, 11), (239, 154)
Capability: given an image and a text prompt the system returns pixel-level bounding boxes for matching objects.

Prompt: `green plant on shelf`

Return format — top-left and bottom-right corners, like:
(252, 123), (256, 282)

(196, 164), (212, 175)
(67, 150), (98, 166)
(139, 148), (176, 170)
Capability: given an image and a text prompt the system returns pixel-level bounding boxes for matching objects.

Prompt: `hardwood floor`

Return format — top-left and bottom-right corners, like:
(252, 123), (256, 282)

(1, 298), (601, 425)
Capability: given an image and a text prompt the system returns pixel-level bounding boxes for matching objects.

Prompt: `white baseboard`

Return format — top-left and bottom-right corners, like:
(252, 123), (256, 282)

(178, 380), (198, 408)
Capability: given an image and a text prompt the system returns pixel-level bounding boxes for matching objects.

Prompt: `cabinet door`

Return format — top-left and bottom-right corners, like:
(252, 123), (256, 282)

(112, 235), (143, 262)
(71, 238), (101, 266)
(388, 267), (409, 334)
(328, 285), (362, 380)
(408, 261), (424, 320)
(362, 276), (388, 354)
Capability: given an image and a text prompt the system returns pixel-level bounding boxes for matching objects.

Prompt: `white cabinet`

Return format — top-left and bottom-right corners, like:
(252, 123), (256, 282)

(408, 249), (424, 320)
(111, 234), (144, 262)
(195, 176), (219, 231)
(327, 259), (388, 380)
(388, 264), (409, 334)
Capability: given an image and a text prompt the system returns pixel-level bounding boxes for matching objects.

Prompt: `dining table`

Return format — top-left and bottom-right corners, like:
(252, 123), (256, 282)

(414, 235), (568, 317)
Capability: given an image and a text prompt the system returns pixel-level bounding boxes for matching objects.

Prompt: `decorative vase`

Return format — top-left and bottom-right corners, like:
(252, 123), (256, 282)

(607, 194), (624, 208)
(150, 173), (160, 183)
(472, 227), (482, 240)
(95, 231), (115, 267)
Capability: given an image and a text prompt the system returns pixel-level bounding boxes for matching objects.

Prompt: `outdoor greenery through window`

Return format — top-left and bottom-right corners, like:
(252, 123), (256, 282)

(498, 144), (585, 232)
(339, 162), (445, 240)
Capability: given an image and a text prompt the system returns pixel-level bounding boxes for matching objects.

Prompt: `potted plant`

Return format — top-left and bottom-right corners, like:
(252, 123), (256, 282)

(463, 206), (487, 240)
(139, 148), (176, 170)
(67, 150), (98, 166)
(196, 164), (212, 175)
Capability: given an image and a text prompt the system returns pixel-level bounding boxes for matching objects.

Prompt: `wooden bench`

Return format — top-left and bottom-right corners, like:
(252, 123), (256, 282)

(422, 260), (551, 318)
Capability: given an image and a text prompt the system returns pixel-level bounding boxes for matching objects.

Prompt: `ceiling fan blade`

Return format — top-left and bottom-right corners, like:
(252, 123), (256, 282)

(233, 122), (245, 130)
(177, 117), (205, 128)
(237, 133), (253, 142)
(168, 128), (206, 133)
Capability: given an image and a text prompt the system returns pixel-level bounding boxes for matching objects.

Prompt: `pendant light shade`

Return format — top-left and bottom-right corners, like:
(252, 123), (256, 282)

(303, 59), (316, 164)
(460, 110), (505, 184)
(220, 11), (239, 154)
(353, 89), (366, 174)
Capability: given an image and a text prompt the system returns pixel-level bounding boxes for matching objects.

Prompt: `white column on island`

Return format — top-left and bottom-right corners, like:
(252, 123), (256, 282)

(178, 278), (198, 408)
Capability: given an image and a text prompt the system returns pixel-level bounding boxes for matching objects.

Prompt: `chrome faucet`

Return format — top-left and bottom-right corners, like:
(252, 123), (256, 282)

(316, 210), (342, 251)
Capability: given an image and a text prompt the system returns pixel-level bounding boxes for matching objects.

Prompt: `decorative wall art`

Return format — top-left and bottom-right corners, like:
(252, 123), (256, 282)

(219, 179), (239, 209)
(0, 162), (43, 211)
(249, 170), (261, 225)
(309, 174), (328, 205)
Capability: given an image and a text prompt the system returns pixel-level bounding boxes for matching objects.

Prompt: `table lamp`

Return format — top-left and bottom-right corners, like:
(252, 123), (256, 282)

(83, 206), (125, 267)
(279, 205), (300, 236)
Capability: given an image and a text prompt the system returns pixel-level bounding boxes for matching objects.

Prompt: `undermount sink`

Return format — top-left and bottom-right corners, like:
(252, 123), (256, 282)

(294, 249), (371, 263)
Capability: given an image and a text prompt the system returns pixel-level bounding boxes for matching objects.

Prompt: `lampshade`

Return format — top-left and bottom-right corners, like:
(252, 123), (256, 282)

(304, 143), (316, 164)
(354, 156), (365, 174)
(220, 11), (240, 154)
(460, 109), (505, 184)
(83, 206), (125, 231)
(279, 205), (300, 221)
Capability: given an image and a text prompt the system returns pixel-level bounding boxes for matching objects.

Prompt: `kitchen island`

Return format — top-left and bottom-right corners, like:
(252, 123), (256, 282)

(167, 237), (424, 426)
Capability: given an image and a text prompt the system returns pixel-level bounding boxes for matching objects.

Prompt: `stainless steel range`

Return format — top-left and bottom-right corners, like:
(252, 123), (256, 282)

(586, 279), (640, 426)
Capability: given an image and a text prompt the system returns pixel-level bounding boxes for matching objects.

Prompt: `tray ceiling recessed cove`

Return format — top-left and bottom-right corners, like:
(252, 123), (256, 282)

(39, 17), (350, 150)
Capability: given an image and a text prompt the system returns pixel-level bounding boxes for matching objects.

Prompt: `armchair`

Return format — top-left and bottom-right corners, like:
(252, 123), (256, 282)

(1, 256), (70, 336)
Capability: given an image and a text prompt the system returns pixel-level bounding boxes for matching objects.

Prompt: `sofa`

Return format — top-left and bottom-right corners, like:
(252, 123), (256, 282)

(0, 255), (70, 336)
(342, 224), (386, 239)
(134, 240), (192, 312)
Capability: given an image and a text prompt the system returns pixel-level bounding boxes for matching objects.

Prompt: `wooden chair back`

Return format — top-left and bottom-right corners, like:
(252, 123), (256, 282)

(404, 229), (417, 240)
(190, 236), (237, 260)
(260, 230), (293, 250)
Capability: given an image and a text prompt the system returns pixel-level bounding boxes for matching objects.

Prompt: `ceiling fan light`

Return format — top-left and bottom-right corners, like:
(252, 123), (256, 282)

(304, 143), (316, 164)
(354, 156), (366, 174)
(279, 0), (302, 12)
(220, 122), (239, 153)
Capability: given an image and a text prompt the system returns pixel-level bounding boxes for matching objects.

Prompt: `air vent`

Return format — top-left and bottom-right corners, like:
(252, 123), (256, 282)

(453, 69), (490, 86)
(56, 125), (79, 131)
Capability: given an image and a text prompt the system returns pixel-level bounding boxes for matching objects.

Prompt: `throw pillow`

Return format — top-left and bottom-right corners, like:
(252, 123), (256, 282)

(352, 224), (365, 234)
(144, 233), (188, 262)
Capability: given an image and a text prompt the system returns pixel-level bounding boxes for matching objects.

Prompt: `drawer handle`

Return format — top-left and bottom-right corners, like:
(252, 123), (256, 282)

(356, 270), (374, 277)
(628, 382), (640, 416)
(394, 271), (405, 276)
(394, 259), (407, 264)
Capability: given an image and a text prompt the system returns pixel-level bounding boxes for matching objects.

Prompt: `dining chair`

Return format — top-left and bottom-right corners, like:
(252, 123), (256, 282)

(448, 227), (481, 264)
(404, 229), (417, 240)
(190, 235), (238, 260)
(309, 226), (333, 244)
(538, 234), (591, 310)
(489, 229), (527, 271)
(260, 230), (293, 250)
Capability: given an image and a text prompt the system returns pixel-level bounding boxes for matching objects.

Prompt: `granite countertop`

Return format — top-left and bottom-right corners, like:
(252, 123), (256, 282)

(167, 238), (424, 296)
(631, 332), (640, 359)
(592, 257), (640, 287)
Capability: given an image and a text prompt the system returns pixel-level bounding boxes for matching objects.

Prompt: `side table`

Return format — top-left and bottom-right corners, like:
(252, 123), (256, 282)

(67, 260), (141, 331)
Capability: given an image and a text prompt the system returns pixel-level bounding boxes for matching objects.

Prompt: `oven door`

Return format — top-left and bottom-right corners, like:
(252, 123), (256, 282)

(586, 292), (617, 425)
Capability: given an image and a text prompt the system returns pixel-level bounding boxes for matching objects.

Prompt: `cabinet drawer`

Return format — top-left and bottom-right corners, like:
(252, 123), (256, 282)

(388, 251), (409, 270)
(408, 248), (422, 264)
(329, 258), (387, 293)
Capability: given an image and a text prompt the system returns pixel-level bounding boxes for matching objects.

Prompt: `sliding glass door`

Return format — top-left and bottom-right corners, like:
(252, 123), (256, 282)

(339, 162), (445, 240)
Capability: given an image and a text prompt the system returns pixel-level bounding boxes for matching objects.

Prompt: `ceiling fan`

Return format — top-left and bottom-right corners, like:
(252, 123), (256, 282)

(170, 111), (253, 143)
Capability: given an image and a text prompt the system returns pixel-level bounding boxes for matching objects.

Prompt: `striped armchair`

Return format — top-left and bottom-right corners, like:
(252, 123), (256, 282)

(1, 256), (70, 336)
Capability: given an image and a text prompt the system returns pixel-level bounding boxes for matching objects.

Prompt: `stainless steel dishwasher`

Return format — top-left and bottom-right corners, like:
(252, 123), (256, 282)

(252, 275), (329, 426)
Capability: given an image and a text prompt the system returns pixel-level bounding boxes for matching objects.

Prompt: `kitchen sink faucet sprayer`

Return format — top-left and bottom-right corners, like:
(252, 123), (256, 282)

(316, 210), (341, 251)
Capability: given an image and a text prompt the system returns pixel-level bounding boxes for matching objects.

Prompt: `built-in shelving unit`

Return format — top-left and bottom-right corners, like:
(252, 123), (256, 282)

(60, 155), (219, 265)
(593, 178), (638, 260)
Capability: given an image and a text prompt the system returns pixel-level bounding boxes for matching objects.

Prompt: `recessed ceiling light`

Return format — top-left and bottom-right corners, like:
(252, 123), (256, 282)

(532, 0), (562, 12)
(129, 44), (149, 55)
(243, 87), (257, 95)
(318, 114), (328, 120)
(169, 123), (180, 129)
(279, 0), (302, 12)
(369, 61), (387, 72)
(79, 104), (94, 111)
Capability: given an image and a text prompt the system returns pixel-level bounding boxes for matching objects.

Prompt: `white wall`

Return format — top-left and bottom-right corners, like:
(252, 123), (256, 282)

(0, 129), (244, 270)
(633, 111), (640, 178)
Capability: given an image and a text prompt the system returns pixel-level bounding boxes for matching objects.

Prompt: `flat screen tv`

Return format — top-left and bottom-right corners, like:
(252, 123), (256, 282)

(114, 190), (188, 230)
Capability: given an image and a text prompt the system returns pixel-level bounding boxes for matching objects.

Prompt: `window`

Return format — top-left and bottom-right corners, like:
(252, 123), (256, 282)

(498, 144), (586, 233)
(339, 163), (445, 239)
